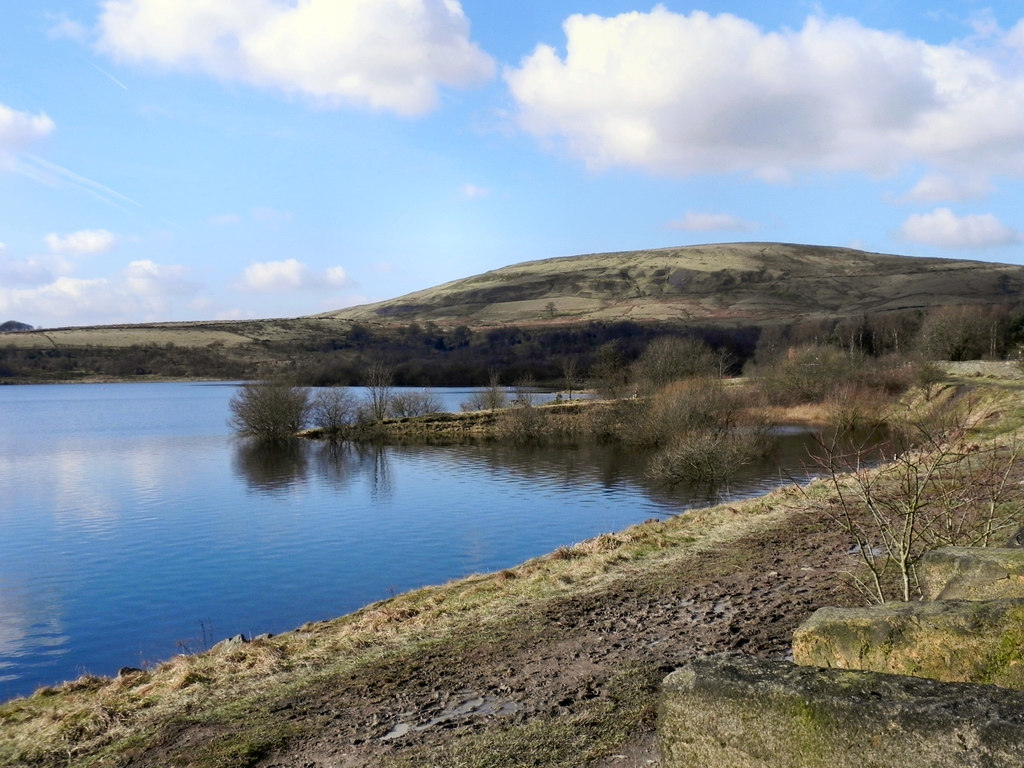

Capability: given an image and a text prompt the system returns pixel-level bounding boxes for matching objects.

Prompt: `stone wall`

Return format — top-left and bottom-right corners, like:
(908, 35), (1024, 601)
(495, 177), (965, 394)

(659, 547), (1024, 766)
(659, 654), (1024, 768)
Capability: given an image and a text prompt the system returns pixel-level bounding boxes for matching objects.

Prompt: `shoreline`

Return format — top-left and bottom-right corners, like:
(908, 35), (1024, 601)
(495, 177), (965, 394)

(2, 374), (1022, 767)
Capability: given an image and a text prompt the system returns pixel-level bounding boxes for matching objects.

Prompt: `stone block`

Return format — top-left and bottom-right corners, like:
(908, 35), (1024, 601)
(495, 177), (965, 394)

(792, 599), (1024, 689)
(659, 654), (1024, 768)
(919, 547), (1024, 601)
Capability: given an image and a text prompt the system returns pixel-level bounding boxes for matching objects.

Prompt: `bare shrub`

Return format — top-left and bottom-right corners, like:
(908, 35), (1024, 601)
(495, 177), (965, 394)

(632, 336), (718, 394)
(363, 362), (394, 422)
(647, 427), (772, 487)
(461, 372), (508, 411)
(757, 344), (856, 404)
(309, 387), (357, 432)
(811, 420), (1024, 604)
(389, 390), (442, 418)
(228, 381), (310, 442)
(911, 359), (946, 401)
(824, 384), (887, 432)
(498, 398), (545, 445)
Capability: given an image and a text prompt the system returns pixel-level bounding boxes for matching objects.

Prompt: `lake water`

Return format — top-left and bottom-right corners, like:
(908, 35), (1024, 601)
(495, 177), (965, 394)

(0, 382), (824, 702)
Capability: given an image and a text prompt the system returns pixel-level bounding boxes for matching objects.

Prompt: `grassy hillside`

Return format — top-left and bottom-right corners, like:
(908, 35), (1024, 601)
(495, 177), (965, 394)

(319, 242), (1022, 327)
(1, 243), (1020, 383)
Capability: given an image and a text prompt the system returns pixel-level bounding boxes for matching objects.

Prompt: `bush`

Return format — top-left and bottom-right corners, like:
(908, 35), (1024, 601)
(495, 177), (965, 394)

(309, 387), (357, 432)
(461, 372), (508, 412)
(647, 426), (772, 487)
(389, 390), (442, 418)
(757, 345), (856, 404)
(631, 336), (719, 394)
(228, 382), (310, 442)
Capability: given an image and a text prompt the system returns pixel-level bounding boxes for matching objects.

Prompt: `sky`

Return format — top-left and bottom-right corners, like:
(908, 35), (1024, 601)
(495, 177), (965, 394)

(1, 1), (1023, 329)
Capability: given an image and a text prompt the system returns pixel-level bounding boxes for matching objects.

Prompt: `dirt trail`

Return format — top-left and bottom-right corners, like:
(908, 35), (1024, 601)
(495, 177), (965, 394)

(226, 510), (854, 768)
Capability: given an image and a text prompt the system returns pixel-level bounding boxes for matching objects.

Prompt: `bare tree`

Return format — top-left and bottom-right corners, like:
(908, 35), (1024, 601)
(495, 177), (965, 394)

(309, 387), (357, 432)
(562, 356), (581, 400)
(389, 389), (442, 418)
(810, 419), (1023, 604)
(632, 335), (718, 393)
(364, 362), (394, 422)
(461, 370), (507, 412)
(228, 381), (310, 442)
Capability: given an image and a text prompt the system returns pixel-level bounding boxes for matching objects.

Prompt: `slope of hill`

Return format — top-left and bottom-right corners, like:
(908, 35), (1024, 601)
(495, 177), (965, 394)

(2, 243), (1020, 383)
(320, 242), (1021, 327)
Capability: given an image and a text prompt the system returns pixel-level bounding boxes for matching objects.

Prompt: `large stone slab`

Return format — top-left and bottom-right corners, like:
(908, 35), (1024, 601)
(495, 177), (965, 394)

(792, 599), (1024, 689)
(919, 547), (1024, 601)
(659, 654), (1024, 768)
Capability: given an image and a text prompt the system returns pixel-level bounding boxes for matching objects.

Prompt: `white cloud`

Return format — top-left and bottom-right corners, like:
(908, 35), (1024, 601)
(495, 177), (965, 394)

(504, 10), (1024, 181)
(44, 229), (118, 255)
(47, 13), (89, 43)
(239, 258), (352, 293)
(123, 259), (198, 296)
(668, 212), (758, 232)
(899, 173), (991, 203)
(323, 266), (350, 287)
(96, 0), (495, 116)
(0, 257), (201, 328)
(897, 208), (1022, 248)
(0, 255), (53, 286)
(0, 103), (55, 166)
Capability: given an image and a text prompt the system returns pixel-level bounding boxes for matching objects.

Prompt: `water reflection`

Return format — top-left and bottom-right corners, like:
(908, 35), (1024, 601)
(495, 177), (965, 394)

(229, 430), (841, 516)
(233, 440), (396, 498)
(232, 441), (310, 491)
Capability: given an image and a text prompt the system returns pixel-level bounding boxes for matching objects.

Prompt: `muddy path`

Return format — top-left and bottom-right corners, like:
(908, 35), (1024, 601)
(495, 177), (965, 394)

(128, 508), (853, 767)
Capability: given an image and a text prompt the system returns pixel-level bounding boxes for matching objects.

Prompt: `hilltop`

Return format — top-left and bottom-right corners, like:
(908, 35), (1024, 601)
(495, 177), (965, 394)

(1, 243), (1020, 383)
(319, 242), (1021, 327)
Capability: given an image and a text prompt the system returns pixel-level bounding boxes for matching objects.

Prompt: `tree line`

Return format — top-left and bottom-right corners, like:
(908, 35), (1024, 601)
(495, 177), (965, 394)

(2, 302), (1021, 385)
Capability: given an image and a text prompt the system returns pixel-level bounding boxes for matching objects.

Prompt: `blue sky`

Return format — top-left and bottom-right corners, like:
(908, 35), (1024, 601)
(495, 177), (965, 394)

(1, 1), (1022, 328)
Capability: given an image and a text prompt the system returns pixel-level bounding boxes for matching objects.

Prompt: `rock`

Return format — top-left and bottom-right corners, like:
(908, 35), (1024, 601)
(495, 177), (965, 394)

(659, 654), (1024, 768)
(212, 633), (249, 652)
(792, 599), (1024, 689)
(919, 547), (1024, 600)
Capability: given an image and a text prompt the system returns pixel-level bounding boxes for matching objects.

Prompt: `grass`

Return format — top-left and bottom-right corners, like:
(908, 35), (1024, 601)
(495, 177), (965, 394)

(0, 491), (795, 767)
(2, 369), (1022, 767)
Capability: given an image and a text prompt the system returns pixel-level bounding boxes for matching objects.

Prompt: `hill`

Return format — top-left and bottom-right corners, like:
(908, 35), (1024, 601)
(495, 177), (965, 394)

(319, 242), (1022, 327)
(1, 243), (1020, 383)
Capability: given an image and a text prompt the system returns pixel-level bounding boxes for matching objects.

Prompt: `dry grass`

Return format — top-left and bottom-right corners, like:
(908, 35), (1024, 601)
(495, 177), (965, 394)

(0, 477), (804, 767)
(321, 243), (1021, 328)
(3, 375), (1022, 767)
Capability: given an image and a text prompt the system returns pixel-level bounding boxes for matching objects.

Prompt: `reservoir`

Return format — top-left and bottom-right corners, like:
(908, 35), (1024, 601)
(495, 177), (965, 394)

(0, 382), (824, 701)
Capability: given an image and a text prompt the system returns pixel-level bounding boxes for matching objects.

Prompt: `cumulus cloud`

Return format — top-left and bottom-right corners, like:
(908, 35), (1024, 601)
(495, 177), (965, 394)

(668, 212), (758, 232)
(504, 9), (1024, 181)
(47, 13), (89, 42)
(0, 255), (53, 286)
(0, 103), (55, 167)
(899, 173), (991, 204)
(897, 208), (1022, 248)
(0, 259), (201, 327)
(45, 229), (118, 255)
(123, 259), (198, 296)
(239, 258), (351, 293)
(96, 0), (495, 116)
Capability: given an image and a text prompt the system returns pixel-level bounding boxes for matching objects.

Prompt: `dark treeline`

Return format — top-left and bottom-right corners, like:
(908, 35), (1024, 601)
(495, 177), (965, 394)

(294, 320), (759, 387)
(1, 302), (1021, 385)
